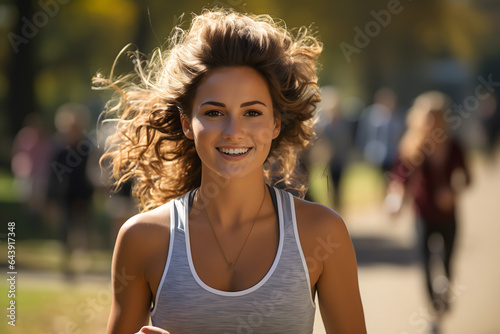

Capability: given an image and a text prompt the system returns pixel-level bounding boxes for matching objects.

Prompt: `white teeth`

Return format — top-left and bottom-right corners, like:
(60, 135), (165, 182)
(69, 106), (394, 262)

(219, 147), (250, 155)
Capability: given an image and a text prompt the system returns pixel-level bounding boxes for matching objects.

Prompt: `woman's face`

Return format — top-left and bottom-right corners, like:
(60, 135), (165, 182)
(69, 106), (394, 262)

(181, 66), (281, 179)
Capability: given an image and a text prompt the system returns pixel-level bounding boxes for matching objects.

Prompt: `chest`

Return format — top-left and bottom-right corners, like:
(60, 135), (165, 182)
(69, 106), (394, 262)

(188, 212), (280, 292)
(148, 199), (321, 301)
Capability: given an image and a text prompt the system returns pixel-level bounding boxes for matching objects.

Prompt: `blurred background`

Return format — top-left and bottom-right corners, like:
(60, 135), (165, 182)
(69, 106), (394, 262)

(1, 0), (499, 333)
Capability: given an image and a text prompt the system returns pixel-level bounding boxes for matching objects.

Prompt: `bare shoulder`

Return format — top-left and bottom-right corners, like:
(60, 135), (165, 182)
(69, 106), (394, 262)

(118, 203), (171, 243)
(293, 196), (350, 243)
(114, 202), (172, 269)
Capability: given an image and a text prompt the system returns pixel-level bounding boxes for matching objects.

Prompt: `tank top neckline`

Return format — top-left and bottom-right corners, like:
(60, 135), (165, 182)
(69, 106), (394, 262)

(183, 186), (285, 297)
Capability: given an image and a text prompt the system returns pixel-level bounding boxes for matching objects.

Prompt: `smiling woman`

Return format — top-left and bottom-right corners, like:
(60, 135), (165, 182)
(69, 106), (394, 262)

(94, 8), (366, 334)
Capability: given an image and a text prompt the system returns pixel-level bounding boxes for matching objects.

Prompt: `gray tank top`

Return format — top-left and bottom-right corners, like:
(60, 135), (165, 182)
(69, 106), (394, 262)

(151, 186), (316, 333)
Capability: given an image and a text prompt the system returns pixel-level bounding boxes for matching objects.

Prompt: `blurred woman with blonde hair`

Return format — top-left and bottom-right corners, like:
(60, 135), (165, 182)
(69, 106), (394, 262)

(386, 91), (471, 317)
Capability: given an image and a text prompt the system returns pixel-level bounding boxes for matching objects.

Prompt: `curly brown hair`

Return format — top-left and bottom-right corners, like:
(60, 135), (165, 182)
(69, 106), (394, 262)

(94, 8), (322, 212)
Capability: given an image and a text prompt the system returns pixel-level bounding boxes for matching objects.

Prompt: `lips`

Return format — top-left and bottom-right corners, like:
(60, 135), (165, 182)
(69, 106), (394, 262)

(216, 147), (253, 160)
(217, 147), (250, 155)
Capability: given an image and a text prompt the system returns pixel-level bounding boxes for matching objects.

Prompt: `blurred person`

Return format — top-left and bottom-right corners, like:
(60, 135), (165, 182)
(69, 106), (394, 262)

(356, 87), (405, 174)
(319, 87), (354, 210)
(11, 113), (54, 229)
(96, 9), (366, 334)
(385, 91), (471, 329)
(478, 94), (500, 160)
(47, 103), (95, 279)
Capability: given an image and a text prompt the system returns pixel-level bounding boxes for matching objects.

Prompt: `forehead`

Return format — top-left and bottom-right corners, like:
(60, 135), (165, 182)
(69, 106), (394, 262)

(193, 66), (272, 106)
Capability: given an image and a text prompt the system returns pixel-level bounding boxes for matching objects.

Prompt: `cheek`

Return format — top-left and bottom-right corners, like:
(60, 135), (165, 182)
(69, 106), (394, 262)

(191, 122), (212, 152)
(192, 119), (215, 139)
(251, 122), (276, 149)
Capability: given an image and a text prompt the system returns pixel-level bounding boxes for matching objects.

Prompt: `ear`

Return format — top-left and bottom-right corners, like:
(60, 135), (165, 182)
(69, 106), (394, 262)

(272, 114), (281, 139)
(180, 114), (194, 140)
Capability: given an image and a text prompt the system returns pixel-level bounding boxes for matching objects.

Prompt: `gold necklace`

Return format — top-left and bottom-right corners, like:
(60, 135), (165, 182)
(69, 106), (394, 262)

(199, 185), (267, 268)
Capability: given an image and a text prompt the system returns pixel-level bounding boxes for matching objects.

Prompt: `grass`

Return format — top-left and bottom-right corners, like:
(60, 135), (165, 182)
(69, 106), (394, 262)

(0, 169), (20, 203)
(2, 278), (111, 334)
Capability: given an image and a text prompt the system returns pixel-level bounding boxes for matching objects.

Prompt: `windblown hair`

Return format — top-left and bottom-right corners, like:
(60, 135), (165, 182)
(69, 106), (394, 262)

(398, 91), (452, 164)
(94, 8), (322, 212)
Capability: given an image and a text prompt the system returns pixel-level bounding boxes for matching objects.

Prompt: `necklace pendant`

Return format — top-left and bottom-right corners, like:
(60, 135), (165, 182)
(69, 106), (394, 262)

(199, 184), (267, 273)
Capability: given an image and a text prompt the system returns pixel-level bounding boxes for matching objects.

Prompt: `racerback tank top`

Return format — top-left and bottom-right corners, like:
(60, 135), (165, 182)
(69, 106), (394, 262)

(151, 186), (316, 333)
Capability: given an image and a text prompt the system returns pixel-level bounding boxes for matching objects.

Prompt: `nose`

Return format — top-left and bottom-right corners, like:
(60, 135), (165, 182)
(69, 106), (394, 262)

(223, 114), (244, 141)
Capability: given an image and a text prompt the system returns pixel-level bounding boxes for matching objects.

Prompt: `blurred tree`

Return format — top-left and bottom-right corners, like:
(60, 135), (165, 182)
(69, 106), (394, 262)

(7, 0), (37, 138)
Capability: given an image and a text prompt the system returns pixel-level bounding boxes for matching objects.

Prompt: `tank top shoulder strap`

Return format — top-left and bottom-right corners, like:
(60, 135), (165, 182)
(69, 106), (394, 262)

(267, 184), (280, 222)
(171, 190), (192, 232)
(272, 186), (295, 230)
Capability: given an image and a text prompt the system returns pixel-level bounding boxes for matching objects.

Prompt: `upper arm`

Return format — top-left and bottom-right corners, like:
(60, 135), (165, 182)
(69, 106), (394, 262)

(107, 210), (170, 334)
(314, 211), (366, 334)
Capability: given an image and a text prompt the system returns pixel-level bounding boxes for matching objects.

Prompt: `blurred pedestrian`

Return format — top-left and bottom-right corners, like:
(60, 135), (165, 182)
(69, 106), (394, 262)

(356, 87), (405, 174)
(478, 94), (500, 160)
(47, 103), (95, 279)
(319, 87), (353, 210)
(11, 113), (54, 229)
(385, 91), (471, 322)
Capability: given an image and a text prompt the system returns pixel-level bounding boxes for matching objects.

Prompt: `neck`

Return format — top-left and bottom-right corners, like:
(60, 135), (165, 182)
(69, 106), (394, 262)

(193, 167), (267, 229)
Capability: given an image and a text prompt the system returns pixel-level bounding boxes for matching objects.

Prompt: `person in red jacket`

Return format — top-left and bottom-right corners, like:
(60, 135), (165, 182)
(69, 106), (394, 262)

(385, 91), (471, 315)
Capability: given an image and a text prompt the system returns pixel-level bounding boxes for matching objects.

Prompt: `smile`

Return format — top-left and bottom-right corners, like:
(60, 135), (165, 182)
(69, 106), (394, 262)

(217, 147), (251, 156)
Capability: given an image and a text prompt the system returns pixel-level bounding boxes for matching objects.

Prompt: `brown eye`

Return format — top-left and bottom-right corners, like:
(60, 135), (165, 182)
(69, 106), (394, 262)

(205, 110), (223, 117)
(245, 110), (262, 117)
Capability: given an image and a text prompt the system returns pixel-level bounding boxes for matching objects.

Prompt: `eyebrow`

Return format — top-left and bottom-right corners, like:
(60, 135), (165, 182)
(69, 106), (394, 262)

(200, 100), (267, 108)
